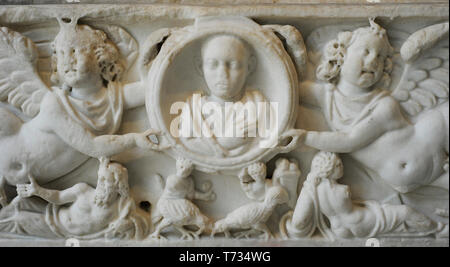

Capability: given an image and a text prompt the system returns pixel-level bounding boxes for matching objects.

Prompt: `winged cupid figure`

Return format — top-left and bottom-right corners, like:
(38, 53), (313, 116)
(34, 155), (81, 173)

(0, 18), (166, 208)
(294, 19), (449, 195)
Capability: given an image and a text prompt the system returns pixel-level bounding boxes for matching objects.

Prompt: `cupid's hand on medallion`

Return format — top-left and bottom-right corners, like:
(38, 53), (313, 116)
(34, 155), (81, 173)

(277, 128), (307, 152)
(134, 129), (172, 151)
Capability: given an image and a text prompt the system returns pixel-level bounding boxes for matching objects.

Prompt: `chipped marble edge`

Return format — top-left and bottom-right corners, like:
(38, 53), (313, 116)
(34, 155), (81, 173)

(0, 237), (448, 247)
(0, 3), (449, 26)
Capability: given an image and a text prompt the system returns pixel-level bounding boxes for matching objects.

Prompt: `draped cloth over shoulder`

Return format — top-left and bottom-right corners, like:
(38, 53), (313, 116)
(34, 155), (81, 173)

(53, 82), (124, 136)
(323, 85), (390, 131)
(179, 89), (275, 157)
(282, 179), (335, 240)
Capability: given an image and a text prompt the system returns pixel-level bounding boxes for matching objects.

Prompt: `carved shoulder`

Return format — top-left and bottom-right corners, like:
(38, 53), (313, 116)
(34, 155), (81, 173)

(39, 91), (65, 117)
(373, 95), (407, 129)
(73, 182), (93, 193)
(299, 80), (327, 107)
(376, 95), (399, 111)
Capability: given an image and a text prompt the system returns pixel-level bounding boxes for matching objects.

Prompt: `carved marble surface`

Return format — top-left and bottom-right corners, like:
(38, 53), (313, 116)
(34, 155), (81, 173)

(0, 1), (448, 246)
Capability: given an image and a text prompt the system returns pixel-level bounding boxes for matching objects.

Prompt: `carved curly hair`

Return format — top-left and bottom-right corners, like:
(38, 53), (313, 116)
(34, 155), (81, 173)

(51, 24), (124, 87)
(307, 151), (342, 185)
(97, 157), (130, 201)
(247, 162), (267, 181)
(109, 162), (130, 198)
(316, 19), (394, 88)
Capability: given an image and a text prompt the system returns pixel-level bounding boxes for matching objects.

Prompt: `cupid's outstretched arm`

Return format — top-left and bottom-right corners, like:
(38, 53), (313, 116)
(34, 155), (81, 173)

(41, 93), (165, 158)
(304, 97), (408, 153)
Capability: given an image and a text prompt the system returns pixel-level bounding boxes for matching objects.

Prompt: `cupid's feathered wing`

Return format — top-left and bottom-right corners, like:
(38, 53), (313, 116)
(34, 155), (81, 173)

(390, 22), (449, 118)
(0, 27), (50, 117)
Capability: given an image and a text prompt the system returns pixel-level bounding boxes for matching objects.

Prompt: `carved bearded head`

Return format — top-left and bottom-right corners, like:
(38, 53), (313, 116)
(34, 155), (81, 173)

(95, 157), (129, 207)
(316, 19), (394, 90)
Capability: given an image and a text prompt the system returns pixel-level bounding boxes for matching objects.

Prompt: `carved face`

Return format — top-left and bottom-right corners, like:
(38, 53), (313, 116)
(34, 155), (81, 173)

(95, 167), (118, 206)
(330, 159), (344, 180)
(56, 45), (102, 90)
(201, 35), (250, 101)
(176, 160), (194, 177)
(340, 34), (386, 89)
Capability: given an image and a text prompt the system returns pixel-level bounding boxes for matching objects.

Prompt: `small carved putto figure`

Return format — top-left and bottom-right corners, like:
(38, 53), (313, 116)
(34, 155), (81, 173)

(151, 158), (215, 240)
(296, 19), (448, 195)
(0, 18), (166, 208)
(280, 151), (441, 240)
(238, 159), (300, 208)
(177, 34), (277, 157)
(238, 162), (268, 201)
(211, 186), (288, 239)
(0, 157), (149, 239)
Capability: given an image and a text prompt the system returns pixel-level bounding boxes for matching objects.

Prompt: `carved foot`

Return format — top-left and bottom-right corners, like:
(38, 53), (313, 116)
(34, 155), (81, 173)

(224, 230), (231, 239)
(182, 232), (199, 240)
(210, 229), (231, 238)
(149, 232), (167, 240)
(194, 225), (205, 237)
(405, 207), (436, 232)
(178, 228), (199, 240)
(254, 224), (273, 240)
(235, 229), (261, 239)
(150, 218), (171, 240)
(261, 231), (274, 240)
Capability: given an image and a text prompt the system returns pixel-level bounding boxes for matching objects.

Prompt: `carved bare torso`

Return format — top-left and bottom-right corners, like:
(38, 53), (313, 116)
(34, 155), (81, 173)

(317, 180), (379, 237)
(0, 92), (89, 186)
(0, 82), (138, 186)
(58, 189), (119, 236)
(302, 81), (449, 193)
(353, 102), (449, 192)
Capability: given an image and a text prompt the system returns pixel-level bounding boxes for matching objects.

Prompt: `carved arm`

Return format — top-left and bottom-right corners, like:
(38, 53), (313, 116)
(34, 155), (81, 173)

(16, 176), (89, 205)
(45, 95), (164, 157)
(303, 98), (407, 153)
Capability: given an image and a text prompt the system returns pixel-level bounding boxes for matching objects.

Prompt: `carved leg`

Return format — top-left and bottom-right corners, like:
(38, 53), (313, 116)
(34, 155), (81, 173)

(150, 218), (171, 240)
(224, 229), (231, 239)
(211, 228), (231, 238)
(253, 223), (273, 240)
(210, 227), (217, 238)
(0, 176), (7, 208)
(174, 225), (196, 240)
(403, 206), (436, 232)
(235, 229), (260, 239)
(194, 222), (206, 238)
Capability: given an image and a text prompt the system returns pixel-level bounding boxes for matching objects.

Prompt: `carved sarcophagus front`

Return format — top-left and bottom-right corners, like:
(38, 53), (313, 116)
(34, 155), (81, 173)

(0, 0), (448, 247)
